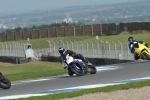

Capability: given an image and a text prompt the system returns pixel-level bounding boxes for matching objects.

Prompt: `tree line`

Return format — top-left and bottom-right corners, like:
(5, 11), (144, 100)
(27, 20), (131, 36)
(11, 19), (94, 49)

(2, 22), (83, 33)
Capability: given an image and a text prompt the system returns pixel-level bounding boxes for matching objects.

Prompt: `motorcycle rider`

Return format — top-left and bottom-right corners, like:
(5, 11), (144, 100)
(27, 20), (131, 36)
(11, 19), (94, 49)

(128, 36), (149, 60)
(58, 46), (89, 69)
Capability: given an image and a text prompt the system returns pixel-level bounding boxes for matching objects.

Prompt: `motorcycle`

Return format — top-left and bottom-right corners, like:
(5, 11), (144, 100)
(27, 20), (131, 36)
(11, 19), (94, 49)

(134, 43), (150, 60)
(0, 72), (11, 89)
(65, 54), (97, 76)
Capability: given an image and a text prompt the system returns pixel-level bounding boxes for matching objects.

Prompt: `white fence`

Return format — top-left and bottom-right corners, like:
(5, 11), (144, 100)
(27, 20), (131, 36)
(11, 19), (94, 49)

(46, 40), (134, 60)
(0, 42), (25, 57)
(0, 41), (134, 61)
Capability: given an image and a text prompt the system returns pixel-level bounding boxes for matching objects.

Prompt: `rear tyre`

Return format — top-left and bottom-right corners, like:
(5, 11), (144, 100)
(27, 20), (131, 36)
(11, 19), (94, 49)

(89, 65), (97, 74)
(143, 52), (150, 60)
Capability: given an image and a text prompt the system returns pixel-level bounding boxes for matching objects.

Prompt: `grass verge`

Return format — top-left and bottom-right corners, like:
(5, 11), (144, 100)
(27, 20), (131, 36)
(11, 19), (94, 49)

(0, 61), (67, 81)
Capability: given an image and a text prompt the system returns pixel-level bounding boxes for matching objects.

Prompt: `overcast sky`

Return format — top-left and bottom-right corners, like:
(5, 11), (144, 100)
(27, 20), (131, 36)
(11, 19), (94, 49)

(0, 0), (138, 16)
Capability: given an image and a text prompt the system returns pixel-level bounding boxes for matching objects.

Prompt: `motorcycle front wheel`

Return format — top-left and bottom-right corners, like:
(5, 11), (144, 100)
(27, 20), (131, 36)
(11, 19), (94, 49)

(69, 64), (84, 76)
(143, 52), (150, 60)
(0, 75), (11, 89)
(68, 69), (74, 76)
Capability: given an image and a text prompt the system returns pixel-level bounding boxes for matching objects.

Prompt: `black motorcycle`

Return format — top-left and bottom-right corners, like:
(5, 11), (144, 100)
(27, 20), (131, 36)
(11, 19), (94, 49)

(0, 72), (11, 89)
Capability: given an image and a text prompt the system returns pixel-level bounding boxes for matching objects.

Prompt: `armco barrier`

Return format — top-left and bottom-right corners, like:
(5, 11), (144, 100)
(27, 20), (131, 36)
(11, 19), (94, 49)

(41, 55), (133, 66)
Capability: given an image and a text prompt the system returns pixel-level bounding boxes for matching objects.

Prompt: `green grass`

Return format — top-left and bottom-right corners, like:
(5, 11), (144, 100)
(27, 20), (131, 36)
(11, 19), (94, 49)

(16, 80), (150, 100)
(0, 62), (67, 81)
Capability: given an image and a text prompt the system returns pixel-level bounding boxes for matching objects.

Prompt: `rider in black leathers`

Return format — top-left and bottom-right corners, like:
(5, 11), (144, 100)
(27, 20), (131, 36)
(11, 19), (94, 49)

(58, 46), (89, 68)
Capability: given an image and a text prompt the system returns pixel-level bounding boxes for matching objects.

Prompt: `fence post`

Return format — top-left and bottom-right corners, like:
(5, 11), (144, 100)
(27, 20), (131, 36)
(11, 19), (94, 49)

(7, 42), (11, 56)
(95, 41), (99, 58)
(113, 41), (117, 59)
(47, 40), (52, 54)
(118, 41), (123, 59)
(100, 40), (105, 58)
(0, 42), (4, 56)
(84, 41), (89, 58)
(105, 41), (111, 58)
(90, 41), (94, 58)
(125, 41), (130, 60)
(51, 40), (56, 56)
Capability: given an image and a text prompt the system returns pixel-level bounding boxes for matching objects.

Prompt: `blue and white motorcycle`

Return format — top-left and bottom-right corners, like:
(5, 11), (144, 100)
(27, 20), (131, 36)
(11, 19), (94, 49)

(64, 54), (97, 76)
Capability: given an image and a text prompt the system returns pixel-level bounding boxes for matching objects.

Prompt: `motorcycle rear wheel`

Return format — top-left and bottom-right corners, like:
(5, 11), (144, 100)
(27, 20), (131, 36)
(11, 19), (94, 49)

(89, 65), (97, 74)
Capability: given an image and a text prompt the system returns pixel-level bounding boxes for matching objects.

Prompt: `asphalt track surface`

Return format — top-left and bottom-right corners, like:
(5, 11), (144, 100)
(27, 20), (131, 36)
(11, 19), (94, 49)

(0, 60), (150, 99)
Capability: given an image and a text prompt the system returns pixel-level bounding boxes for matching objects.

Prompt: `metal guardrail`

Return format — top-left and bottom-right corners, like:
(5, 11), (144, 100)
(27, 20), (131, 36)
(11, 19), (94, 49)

(46, 40), (134, 60)
(0, 42), (25, 57)
(0, 42), (39, 60)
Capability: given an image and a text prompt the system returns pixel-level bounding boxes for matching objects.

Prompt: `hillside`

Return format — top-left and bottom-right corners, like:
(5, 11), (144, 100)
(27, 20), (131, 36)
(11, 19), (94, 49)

(0, 0), (150, 29)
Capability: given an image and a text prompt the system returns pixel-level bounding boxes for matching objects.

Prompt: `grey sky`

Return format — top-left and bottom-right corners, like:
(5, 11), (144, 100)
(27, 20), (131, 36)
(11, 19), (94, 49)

(0, 0), (138, 16)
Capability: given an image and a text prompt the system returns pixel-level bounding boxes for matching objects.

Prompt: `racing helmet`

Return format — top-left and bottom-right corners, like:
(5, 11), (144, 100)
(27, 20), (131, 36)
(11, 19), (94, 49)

(128, 36), (134, 42)
(58, 46), (65, 54)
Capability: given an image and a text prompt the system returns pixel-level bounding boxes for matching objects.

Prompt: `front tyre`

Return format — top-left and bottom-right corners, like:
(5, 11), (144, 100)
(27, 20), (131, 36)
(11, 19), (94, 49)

(69, 64), (84, 76)
(0, 75), (11, 89)
(143, 52), (150, 60)
(68, 70), (74, 76)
